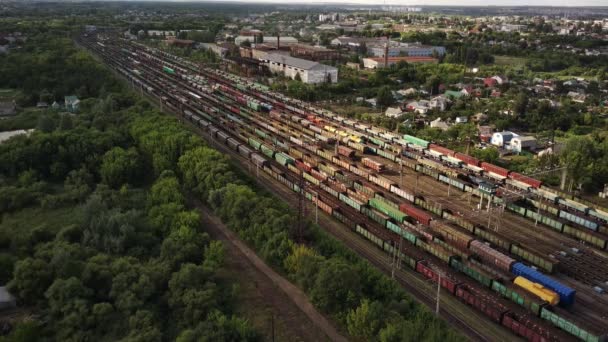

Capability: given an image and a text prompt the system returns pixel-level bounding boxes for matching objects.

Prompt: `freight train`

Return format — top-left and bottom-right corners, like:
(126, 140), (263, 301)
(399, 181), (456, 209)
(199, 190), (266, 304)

(84, 37), (607, 342)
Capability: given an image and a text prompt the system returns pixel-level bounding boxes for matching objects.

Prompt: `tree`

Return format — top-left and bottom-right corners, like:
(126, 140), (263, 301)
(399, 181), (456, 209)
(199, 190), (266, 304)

(8, 257), (54, 304)
(294, 72), (302, 82)
(560, 136), (596, 191)
(37, 115), (56, 133)
(100, 147), (142, 189)
(311, 258), (362, 313)
(346, 299), (385, 339)
(513, 92), (528, 116)
(376, 86), (394, 108)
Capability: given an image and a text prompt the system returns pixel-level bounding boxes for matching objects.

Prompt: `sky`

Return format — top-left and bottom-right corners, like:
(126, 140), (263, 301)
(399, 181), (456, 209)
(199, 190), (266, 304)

(119, 0), (608, 7)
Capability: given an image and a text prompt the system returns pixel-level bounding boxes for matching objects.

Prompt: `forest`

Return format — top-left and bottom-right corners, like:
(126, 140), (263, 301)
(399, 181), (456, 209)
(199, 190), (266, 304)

(0, 23), (464, 341)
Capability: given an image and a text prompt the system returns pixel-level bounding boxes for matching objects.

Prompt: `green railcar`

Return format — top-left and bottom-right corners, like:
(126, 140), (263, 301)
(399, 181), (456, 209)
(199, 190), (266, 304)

(260, 144), (275, 158)
(491, 281), (545, 316)
(386, 221), (418, 245)
(162, 66), (175, 74)
(540, 308), (601, 342)
(450, 258), (493, 288)
(275, 152), (294, 166)
(248, 137), (262, 150)
(369, 198), (406, 223)
(510, 244), (555, 274)
(403, 134), (429, 148)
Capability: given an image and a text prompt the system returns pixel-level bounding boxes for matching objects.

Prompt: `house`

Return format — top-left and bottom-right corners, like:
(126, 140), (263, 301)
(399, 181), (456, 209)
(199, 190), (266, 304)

(491, 131), (516, 147)
(444, 90), (464, 99)
(455, 116), (468, 124)
(472, 113), (488, 122)
(492, 75), (507, 85)
(398, 88), (418, 97)
(483, 77), (498, 88)
(405, 101), (429, 114)
(36, 101), (49, 108)
(345, 62), (361, 70)
(385, 107), (405, 118)
(429, 118), (450, 131)
(259, 53), (338, 84)
(510, 136), (537, 153)
(64, 96), (80, 113)
(198, 43), (228, 57)
(490, 90), (502, 98)
(365, 98), (377, 107)
(0, 286), (16, 310)
(0, 101), (16, 116)
(567, 91), (587, 103)
(429, 96), (448, 111)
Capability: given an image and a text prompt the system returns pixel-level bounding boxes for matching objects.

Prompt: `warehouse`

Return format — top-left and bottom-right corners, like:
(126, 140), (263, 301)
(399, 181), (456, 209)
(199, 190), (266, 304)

(260, 53), (338, 84)
(367, 43), (446, 57)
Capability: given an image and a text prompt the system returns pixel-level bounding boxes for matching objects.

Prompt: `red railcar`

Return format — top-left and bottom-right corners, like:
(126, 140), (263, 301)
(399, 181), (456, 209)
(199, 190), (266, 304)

(429, 144), (455, 157)
(310, 168), (328, 182)
(415, 261), (460, 294)
(454, 152), (481, 167)
(399, 202), (432, 226)
(295, 160), (311, 173)
(509, 172), (542, 188)
(469, 240), (515, 273)
(481, 162), (510, 177)
(362, 157), (385, 172)
(338, 145), (355, 159)
(455, 284), (509, 323)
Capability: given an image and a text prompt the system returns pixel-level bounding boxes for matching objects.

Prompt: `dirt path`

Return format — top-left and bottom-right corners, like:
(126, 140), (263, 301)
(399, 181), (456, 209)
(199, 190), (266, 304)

(197, 204), (348, 342)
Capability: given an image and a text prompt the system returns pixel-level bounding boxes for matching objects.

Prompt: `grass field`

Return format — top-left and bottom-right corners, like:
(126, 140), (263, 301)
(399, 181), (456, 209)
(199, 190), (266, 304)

(0, 88), (18, 101)
(0, 206), (84, 238)
(493, 55), (528, 67)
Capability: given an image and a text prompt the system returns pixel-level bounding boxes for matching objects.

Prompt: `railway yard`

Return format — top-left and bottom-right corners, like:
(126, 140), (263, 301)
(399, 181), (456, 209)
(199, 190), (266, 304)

(78, 32), (608, 342)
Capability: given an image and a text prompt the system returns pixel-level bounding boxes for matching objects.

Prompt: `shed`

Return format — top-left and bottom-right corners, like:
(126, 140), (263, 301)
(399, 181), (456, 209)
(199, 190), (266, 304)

(511, 136), (537, 153)
(0, 101), (16, 117)
(0, 286), (16, 310)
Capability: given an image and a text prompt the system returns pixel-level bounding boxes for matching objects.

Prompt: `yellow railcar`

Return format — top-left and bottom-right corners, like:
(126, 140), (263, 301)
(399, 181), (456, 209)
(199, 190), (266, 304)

(514, 276), (559, 305)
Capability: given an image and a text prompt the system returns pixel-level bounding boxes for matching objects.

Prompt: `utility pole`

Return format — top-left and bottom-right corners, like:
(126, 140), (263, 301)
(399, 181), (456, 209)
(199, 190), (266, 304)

(295, 173), (306, 242)
(436, 273), (441, 315)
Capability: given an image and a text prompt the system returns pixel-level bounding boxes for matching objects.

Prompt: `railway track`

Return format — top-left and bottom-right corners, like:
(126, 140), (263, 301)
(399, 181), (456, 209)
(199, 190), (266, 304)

(78, 33), (607, 341)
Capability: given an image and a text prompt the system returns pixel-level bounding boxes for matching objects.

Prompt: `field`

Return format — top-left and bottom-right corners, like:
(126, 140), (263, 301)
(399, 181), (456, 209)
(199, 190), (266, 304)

(0, 89), (19, 101)
(493, 55), (528, 67)
(0, 206), (84, 237)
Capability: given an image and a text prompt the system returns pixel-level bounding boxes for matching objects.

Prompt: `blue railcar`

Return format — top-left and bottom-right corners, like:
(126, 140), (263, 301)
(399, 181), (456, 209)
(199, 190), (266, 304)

(511, 262), (576, 306)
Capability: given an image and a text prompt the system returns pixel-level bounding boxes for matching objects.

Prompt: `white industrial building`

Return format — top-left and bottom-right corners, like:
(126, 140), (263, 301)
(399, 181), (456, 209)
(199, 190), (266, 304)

(259, 53), (338, 84)
(235, 35), (298, 46)
(367, 43), (446, 57)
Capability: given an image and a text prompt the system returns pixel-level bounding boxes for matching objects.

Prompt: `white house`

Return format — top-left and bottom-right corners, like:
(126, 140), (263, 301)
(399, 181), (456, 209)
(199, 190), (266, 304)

(510, 136), (537, 153)
(429, 96), (448, 111)
(491, 131), (516, 147)
(385, 107), (405, 118)
(455, 116), (468, 124)
(429, 118), (450, 131)
(259, 53), (338, 84)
